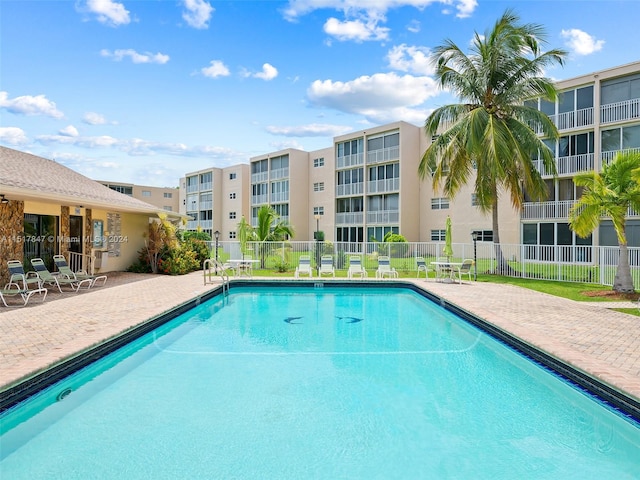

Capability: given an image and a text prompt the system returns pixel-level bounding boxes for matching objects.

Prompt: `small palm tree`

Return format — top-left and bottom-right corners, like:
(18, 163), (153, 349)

(242, 205), (295, 268)
(418, 9), (566, 273)
(569, 151), (640, 293)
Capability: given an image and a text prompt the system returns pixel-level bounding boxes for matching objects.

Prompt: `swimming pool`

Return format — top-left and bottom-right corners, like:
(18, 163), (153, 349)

(1, 285), (639, 479)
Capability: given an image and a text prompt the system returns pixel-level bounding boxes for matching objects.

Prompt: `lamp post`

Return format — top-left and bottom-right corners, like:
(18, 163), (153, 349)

(314, 214), (321, 275)
(471, 231), (478, 281)
(214, 230), (220, 262)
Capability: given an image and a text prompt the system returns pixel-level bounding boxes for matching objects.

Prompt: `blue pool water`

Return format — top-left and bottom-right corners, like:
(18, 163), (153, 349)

(1, 286), (639, 479)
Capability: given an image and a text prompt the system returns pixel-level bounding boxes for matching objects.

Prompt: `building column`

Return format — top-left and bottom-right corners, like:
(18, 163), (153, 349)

(0, 200), (25, 286)
(60, 206), (70, 259)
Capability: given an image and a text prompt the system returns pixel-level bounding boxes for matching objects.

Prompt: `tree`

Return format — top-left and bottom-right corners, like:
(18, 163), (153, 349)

(418, 9), (566, 273)
(568, 151), (640, 293)
(240, 205), (295, 268)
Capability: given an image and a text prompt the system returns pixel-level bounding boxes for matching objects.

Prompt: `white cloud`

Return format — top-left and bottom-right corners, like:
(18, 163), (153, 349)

(0, 91), (64, 118)
(182, 0), (214, 29)
(0, 127), (29, 145)
(253, 63), (279, 81)
(265, 124), (353, 137)
(561, 29), (605, 56)
(307, 72), (438, 124)
(201, 60), (230, 78)
(100, 49), (170, 64)
(455, 0), (477, 18)
(324, 16), (389, 42)
(387, 44), (434, 75)
(82, 0), (131, 26)
(59, 125), (79, 137)
(83, 112), (108, 125)
(407, 19), (420, 33)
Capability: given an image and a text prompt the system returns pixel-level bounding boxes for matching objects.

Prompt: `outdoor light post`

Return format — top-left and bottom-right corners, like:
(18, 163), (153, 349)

(471, 231), (478, 281)
(314, 214), (321, 275)
(214, 230), (220, 262)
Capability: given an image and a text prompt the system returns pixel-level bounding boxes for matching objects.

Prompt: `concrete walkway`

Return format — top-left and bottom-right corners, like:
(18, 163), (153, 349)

(1, 273), (639, 405)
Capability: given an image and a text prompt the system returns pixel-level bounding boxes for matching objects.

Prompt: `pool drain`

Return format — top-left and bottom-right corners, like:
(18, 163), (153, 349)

(56, 388), (72, 401)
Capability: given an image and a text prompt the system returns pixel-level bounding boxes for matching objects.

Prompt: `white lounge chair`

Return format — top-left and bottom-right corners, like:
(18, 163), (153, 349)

(319, 255), (335, 277)
(6, 260), (42, 290)
(31, 258), (93, 293)
(0, 284), (47, 307)
(347, 256), (367, 279)
(53, 254), (107, 287)
(452, 259), (474, 283)
(295, 255), (313, 278)
(375, 255), (398, 279)
(416, 257), (431, 279)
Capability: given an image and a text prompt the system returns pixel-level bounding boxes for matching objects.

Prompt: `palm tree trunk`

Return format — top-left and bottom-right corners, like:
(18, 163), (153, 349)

(491, 193), (515, 275)
(613, 242), (635, 293)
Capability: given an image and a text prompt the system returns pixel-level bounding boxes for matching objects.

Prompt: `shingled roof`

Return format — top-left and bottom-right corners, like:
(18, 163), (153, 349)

(0, 146), (177, 216)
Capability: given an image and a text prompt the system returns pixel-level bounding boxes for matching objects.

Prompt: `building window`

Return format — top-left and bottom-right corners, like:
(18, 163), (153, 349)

(229, 173), (237, 180)
(229, 231), (237, 239)
(313, 206), (324, 216)
(431, 197), (449, 210)
(229, 212), (237, 219)
(107, 184), (133, 196)
(142, 191), (151, 197)
(431, 229), (446, 241)
(472, 230), (493, 242)
(163, 206), (173, 211)
(313, 157), (325, 167)
(163, 192), (173, 198)
(229, 192), (236, 199)
(313, 182), (325, 192)
(471, 194), (479, 207)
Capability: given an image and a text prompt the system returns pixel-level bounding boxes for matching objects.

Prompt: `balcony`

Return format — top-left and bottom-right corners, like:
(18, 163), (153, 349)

(367, 177), (399, 194)
(186, 184), (199, 193)
(601, 147), (640, 167)
(336, 152), (364, 169)
(251, 171), (268, 183)
(270, 191), (289, 203)
(550, 107), (594, 130)
(367, 210), (400, 224)
(367, 146), (399, 165)
(199, 201), (212, 210)
(336, 182), (364, 197)
(199, 181), (212, 191)
(601, 98), (640, 124)
(270, 167), (289, 180)
(522, 200), (576, 220)
(251, 194), (268, 205)
(336, 212), (364, 225)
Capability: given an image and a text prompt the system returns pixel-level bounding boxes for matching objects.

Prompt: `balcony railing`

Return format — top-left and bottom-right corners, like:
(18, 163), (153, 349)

(366, 210), (400, 224)
(199, 181), (212, 191)
(251, 172), (268, 183)
(251, 194), (268, 205)
(186, 184), (199, 193)
(336, 182), (364, 197)
(198, 201), (212, 210)
(367, 177), (400, 193)
(549, 107), (594, 130)
(601, 98), (640, 124)
(601, 147), (640, 166)
(270, 167), (289, 180)
(270, 191), (289, 203)
(336, 212), (364, 225)
(367, 146), (399, 164)
(336, 152), (364, 169)
(522, 200), (576, 220)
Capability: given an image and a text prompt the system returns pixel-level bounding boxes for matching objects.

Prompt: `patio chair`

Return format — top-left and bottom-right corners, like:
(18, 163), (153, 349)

(347, 256), (367, 279)
(31, 258), (93, 293)
(375, 255), (398, 279)
(416, 257), (432, 280)
(294, 255), (313, 278)
(6, 260), (42, 290)
(53, 254), (108, 287)
(319, 255), (335, 277)
(453, 259), (475, 283)
(0, 284), (47, 307)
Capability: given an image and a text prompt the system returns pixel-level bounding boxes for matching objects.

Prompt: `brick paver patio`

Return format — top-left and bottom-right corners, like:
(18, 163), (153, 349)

(1, 272), (639, 405)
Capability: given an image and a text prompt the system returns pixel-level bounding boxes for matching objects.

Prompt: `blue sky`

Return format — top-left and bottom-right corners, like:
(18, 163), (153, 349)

(1, 0), (639, 188)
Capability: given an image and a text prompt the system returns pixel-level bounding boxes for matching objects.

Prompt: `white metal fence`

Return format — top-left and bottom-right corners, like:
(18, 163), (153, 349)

(203, 240), (640, 289)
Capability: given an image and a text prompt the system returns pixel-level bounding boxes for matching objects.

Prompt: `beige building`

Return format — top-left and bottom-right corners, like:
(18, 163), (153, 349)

(180, 61), (640, 251)
(99, 181), (179, 213)
(0, 147), (185, 285)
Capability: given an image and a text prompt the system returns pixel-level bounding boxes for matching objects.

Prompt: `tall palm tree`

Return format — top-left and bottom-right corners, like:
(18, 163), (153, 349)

(569, 151), (640, 293)
(418, 9), (566, 273)
(244, 205), (295, 268)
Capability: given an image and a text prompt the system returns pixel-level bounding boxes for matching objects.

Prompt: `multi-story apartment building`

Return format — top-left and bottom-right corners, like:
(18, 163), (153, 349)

(99, 181), (179, 213)
(522, 60), (640, 259)
(181, 61), (639, 250)
(179, 164), (250, 239)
